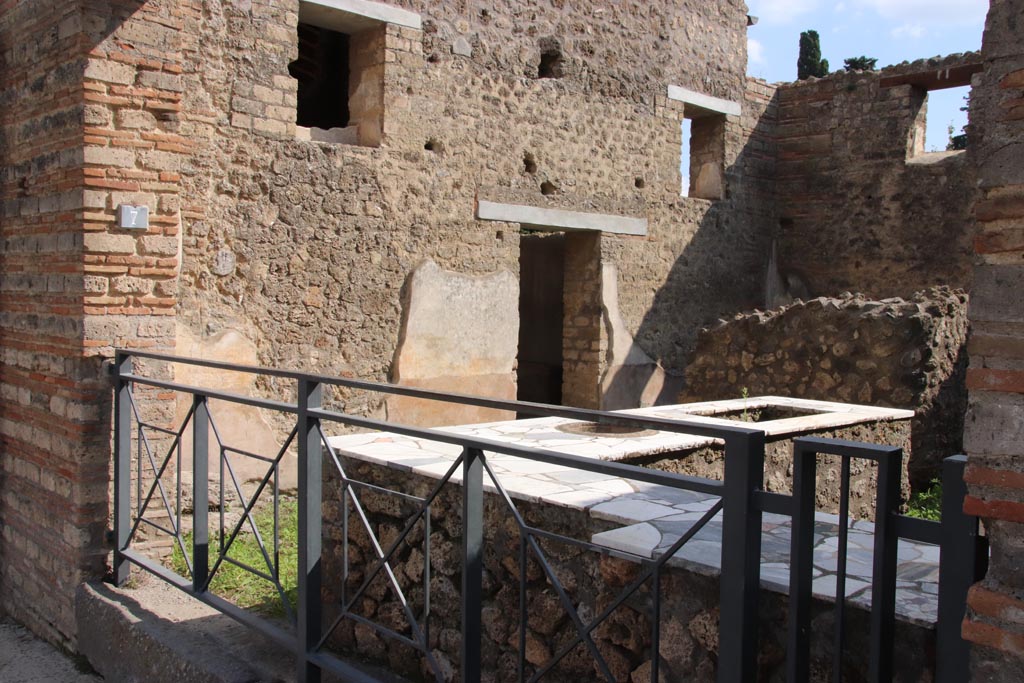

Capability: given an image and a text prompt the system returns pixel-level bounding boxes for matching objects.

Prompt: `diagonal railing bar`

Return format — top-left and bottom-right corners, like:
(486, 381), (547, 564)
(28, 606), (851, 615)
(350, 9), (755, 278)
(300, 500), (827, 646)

(321, 436), (433, 633)
(220, 555), (284, 584)
(320, 429), (452, 611)
(132, 416), (167, 521)
(316, 430), (449, 680)
(532, 499), (725, 682)
(126, 396), (195, 547)
(333, 466), (437, 635)
(202, 421), (297, 599)
(133, 426), (176, 526)
(341, 612), (426, 652)
(126, 392), (196, 575)
(333, 468), (437, 637)
(204, 420), (294, 613)
(207, 406), (290, 606)
(136, 517), (181, 538)
(127, 389), (193, 522)
(476, 455), (615, 682)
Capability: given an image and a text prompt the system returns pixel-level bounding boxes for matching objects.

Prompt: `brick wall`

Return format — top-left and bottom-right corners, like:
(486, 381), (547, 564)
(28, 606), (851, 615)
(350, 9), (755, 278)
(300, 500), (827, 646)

(0, 0), (96, 646)
(772, 54), (978, 300)
(0, 0), (181, 648)
(962, 0), (1024, 678)
(561, 232), (605, 409)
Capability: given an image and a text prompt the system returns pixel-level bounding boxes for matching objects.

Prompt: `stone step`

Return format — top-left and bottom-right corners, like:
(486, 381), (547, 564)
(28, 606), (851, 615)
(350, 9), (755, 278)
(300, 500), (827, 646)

(76, 576), (411, 683)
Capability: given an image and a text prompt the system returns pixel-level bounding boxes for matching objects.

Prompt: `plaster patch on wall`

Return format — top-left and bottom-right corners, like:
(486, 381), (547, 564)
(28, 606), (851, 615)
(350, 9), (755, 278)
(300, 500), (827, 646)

(175, 324), (293, 488)
(600, 264), (683, 410)
(388, 259), (518, 426)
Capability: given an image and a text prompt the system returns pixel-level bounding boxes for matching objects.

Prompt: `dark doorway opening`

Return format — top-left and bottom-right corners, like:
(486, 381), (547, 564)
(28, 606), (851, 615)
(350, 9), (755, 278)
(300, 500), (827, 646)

(517, 233), (565, 411)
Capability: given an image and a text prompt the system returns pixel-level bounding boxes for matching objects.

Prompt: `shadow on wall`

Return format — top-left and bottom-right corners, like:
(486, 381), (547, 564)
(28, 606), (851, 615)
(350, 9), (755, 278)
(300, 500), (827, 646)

(602, 95), (778, 409)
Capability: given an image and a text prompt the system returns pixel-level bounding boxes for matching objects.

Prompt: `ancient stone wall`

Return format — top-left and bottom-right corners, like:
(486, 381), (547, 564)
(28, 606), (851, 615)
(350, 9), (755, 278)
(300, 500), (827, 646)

(962, 0), (1024, 678)
(172, 0), (773, 419)
(681, 288), (969, 489)
(772, 54), (978, 301)
(604, 77), (779, 388)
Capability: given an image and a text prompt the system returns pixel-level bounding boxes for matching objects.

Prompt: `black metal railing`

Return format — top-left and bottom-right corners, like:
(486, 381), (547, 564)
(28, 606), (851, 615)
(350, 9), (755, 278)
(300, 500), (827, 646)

(110, 350), (984, 682)
(780, 439), (986, 683)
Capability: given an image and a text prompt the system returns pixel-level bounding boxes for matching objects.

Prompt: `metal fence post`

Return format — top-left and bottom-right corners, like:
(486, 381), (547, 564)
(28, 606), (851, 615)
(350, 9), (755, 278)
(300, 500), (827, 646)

(868, 448), (902, 682)
(786, 440), (818, 683)
(192, 395), (209, 592)
(718, 430), (765, 683)
(462, 447), (484, 681)
(936, 455), (981, 683)
(297, 379), (323, 683)
(113, 352), (133, 586)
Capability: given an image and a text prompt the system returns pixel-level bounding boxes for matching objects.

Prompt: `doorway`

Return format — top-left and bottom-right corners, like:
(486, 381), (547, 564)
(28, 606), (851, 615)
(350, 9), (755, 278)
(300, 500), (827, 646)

(517, 232), (565, 409)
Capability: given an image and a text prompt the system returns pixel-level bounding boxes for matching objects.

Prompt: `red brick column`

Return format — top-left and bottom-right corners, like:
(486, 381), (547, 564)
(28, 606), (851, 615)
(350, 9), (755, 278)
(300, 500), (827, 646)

(0, 0), (181, 648)
(962, 0), (1024, 678)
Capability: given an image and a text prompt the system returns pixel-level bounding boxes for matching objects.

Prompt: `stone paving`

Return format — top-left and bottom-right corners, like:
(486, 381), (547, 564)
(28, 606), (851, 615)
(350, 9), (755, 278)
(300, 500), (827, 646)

(0, 619), (101, 682)
(326, 397), (937, 626)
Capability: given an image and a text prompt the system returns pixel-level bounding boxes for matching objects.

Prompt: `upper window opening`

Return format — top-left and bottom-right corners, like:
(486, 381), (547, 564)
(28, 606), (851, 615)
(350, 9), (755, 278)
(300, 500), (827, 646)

(907, 84), (971, 160)
(291, 24), (350, 130)
(680, 114), (726, 200)
(291, 0), (422, 147)
(667, 86), (738, 200)
(879, 60), (980, 161)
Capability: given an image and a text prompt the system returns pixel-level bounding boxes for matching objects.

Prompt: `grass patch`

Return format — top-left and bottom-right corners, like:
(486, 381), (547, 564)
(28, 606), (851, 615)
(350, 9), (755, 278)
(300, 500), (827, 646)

(171, 498), (299, 617)
(906, 479), (942, 521)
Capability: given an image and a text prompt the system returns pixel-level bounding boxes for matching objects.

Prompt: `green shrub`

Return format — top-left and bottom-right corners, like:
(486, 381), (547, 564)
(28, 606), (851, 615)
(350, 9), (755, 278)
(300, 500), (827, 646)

(906, 479), (942, 521)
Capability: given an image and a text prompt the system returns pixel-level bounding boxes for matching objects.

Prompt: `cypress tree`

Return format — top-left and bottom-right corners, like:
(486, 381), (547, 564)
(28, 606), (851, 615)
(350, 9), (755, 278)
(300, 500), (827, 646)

(797, 30), (829, 80)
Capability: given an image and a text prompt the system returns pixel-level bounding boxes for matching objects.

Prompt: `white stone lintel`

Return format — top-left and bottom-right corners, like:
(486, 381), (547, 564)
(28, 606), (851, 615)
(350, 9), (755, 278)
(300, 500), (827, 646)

(667, 85), (742, 118)
(301, 0), (422, 32)
(477, 200), (647, 236)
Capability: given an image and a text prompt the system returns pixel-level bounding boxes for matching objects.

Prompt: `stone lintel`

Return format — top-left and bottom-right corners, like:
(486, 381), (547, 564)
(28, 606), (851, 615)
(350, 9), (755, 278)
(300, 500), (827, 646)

(300, 0), (422, 32)
(879, 62), (983, 91)
(476, 200), (647, 236)
(666, 85), (742, 118)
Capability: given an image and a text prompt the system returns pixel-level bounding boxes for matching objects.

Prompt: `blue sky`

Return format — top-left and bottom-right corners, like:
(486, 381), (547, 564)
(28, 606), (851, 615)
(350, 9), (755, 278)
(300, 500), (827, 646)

(745, 0), (989, 151)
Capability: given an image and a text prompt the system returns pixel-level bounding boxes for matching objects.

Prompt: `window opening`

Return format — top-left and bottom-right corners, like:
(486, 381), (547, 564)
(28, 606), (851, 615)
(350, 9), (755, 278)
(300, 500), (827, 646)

(290, 23), (350, 130)
(290, 2), (391, 147)
(908, 84), (971, 158)
(680, 114), (725, 200)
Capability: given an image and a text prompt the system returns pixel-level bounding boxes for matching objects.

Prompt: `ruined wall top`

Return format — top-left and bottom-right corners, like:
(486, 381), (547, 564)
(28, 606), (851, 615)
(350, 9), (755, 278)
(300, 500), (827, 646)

(775, 50), (982, 89)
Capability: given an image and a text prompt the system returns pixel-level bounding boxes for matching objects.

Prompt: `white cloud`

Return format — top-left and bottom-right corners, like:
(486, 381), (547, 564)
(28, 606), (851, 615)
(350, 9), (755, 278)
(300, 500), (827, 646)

(891, 23), (927, 39)
(748, 37), (766, 64)
(860, 0), (987, 27)
(834, 2), (847, 12)
(747, 0), (820, 26)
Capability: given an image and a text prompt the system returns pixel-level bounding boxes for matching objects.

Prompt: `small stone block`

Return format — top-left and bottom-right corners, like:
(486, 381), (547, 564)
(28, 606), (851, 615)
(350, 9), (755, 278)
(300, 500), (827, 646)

(452, 37), (472, 57)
